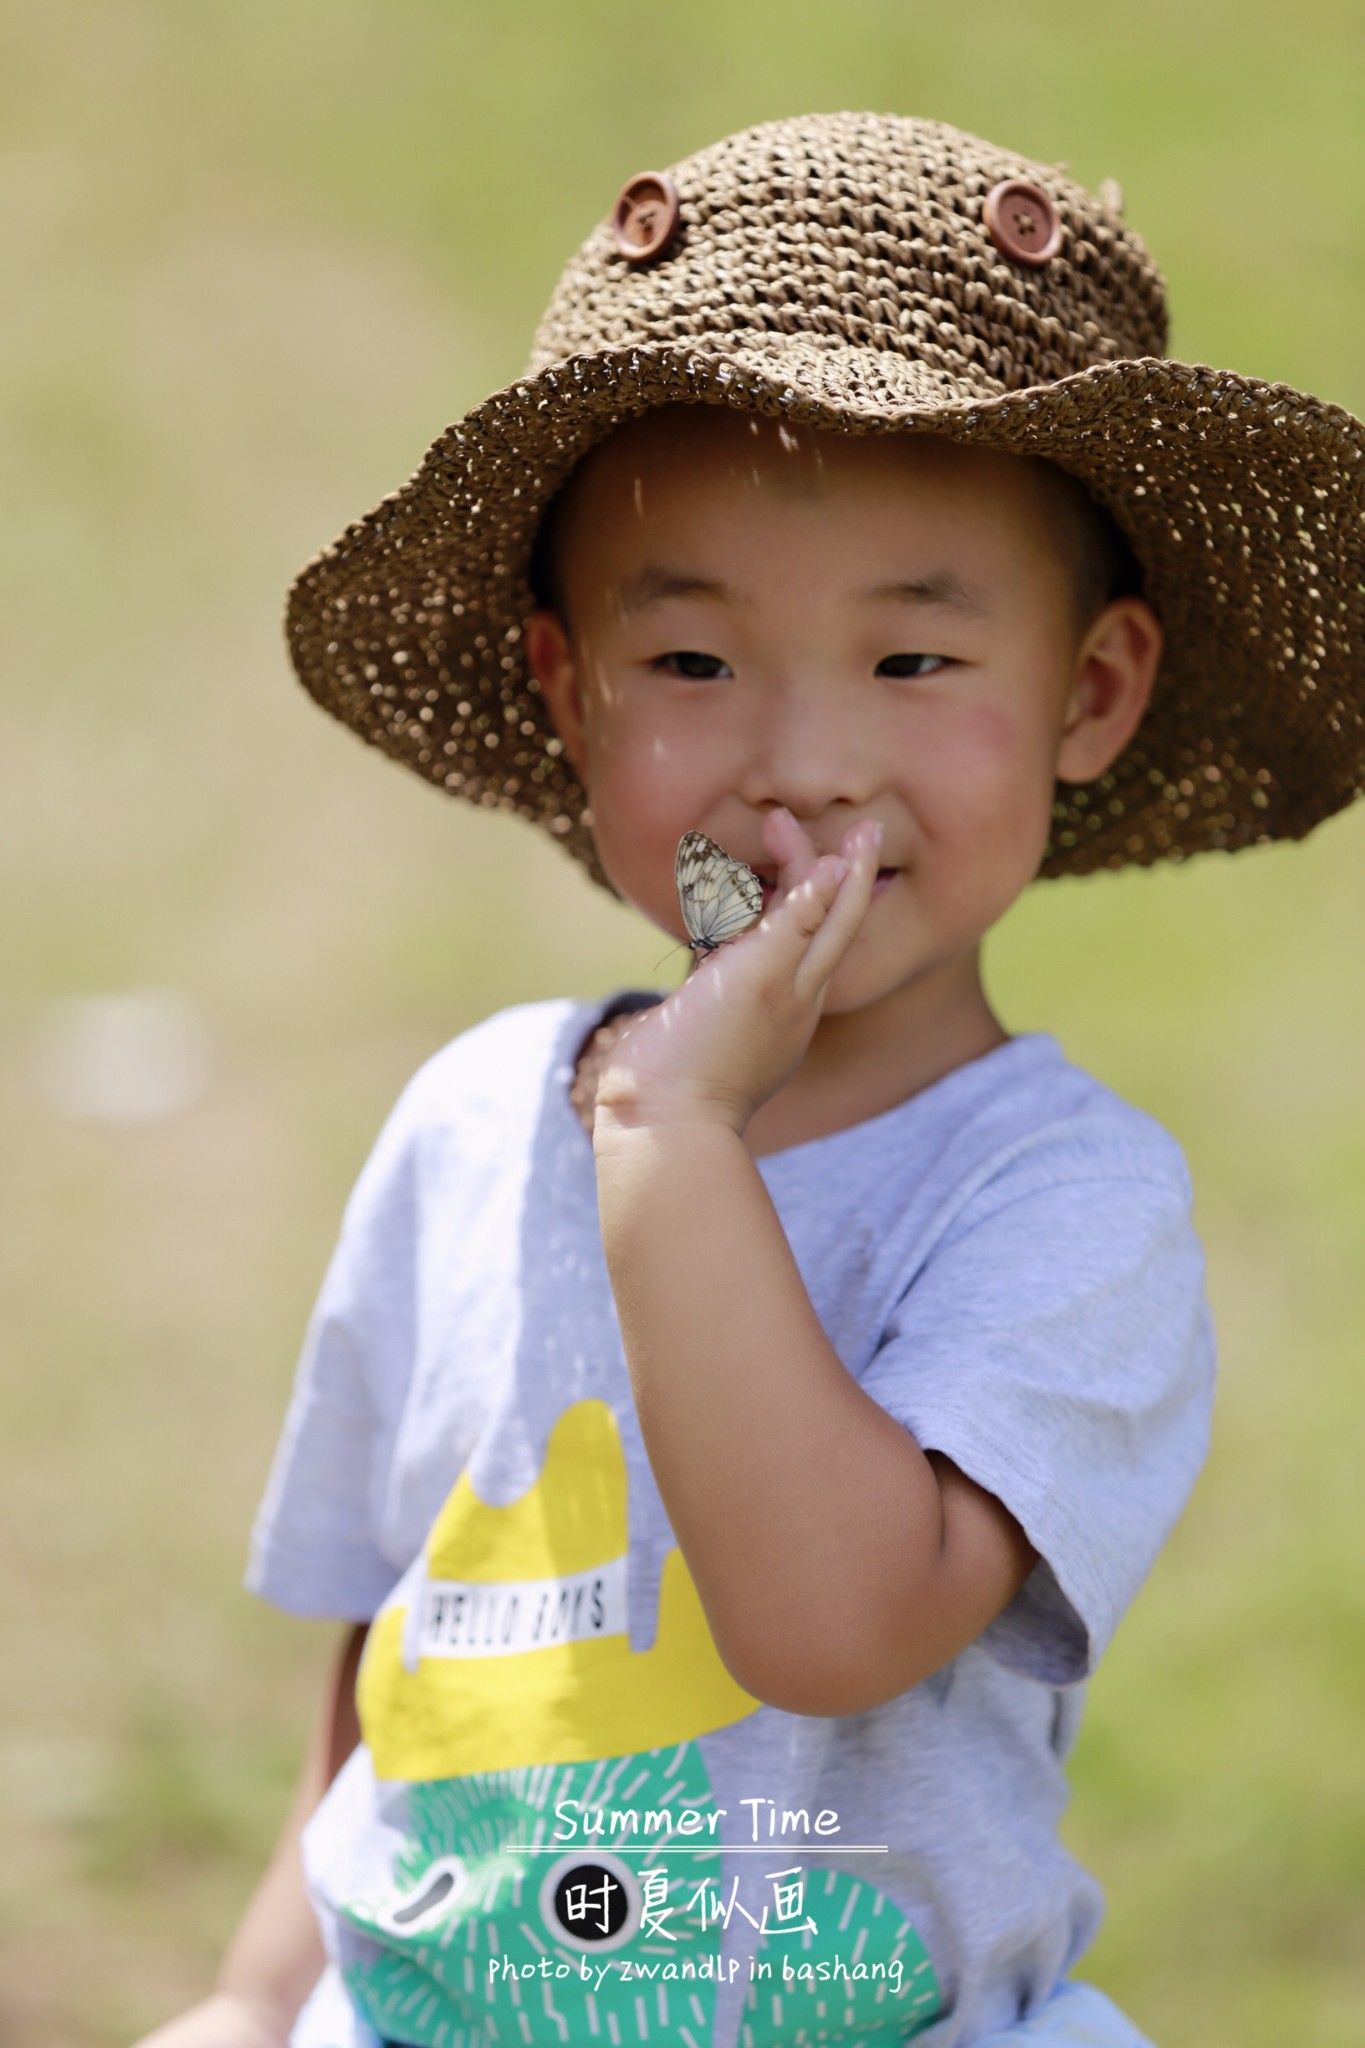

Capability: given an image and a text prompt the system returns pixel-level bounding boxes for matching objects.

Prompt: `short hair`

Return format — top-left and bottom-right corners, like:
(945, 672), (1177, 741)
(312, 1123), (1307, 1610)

(527, 431), (1145, 640)
(526, 461), (583, 630)
(1024, 456), (1147, 635)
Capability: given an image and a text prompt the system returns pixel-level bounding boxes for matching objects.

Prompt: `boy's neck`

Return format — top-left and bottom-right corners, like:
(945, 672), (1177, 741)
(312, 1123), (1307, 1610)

(741, 964), (1012, 1159)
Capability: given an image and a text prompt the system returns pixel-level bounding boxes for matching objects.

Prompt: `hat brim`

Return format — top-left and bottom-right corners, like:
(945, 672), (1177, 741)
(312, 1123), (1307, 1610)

(284, 339), (1365, 898)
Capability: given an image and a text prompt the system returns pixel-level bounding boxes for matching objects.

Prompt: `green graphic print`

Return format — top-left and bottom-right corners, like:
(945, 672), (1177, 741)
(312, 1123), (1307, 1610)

(342, 1746), (940, 2046)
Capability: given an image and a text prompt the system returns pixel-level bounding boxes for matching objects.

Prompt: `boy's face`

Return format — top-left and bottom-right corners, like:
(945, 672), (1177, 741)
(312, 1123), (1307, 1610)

(523, 403), (1161, 1032)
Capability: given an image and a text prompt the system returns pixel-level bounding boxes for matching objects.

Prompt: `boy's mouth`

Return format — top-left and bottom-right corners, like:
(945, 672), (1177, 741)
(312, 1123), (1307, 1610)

(757, 867), (899, 903)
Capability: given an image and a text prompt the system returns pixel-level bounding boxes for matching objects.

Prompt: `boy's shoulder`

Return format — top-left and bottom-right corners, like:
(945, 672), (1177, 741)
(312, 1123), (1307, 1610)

(962, 1032), (1194, 1202)
(383, 992), (585, 1139)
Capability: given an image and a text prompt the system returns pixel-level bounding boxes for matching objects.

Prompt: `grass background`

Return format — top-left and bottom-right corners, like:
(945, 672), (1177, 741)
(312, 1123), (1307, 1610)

(3, 3), (1362, 2042)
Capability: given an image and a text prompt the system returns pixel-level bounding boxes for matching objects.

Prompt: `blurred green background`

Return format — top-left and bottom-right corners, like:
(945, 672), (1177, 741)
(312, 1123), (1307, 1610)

(3, 3), (1362, 2043)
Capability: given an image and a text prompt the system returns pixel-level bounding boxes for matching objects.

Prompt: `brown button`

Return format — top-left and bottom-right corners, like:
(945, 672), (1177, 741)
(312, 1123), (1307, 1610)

(611, 171), (681, 265)
(982, 179), (1063, 267)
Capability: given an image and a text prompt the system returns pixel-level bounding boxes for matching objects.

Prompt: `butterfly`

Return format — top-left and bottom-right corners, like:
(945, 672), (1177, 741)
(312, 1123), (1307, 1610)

(674, 830), (765, 959)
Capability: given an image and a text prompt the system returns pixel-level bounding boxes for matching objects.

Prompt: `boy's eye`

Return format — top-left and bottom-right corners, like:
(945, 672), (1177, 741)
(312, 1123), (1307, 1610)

(649, 651), (728, 680)
(648, 652), (950, 681)
(877, 653), (950, 678)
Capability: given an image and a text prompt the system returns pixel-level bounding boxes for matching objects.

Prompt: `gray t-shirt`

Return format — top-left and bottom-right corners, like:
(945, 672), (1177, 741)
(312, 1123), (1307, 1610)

(245, 989), (1216, 2048)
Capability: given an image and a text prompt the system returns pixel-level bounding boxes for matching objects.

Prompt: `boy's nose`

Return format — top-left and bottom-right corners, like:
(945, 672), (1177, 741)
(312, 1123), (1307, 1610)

(738, 687), (884, 825)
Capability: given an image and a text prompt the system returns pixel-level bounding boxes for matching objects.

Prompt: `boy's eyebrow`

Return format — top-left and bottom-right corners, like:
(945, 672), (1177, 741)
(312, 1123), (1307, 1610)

(615, 567), (738, 617)
(616, 564), (993, 618)
(862, 572), (994, 617)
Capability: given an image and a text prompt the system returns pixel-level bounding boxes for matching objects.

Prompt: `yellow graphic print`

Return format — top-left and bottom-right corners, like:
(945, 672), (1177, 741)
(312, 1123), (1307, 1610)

(342, 1399), (943, 2046)
(359, 1399), (755, 1779)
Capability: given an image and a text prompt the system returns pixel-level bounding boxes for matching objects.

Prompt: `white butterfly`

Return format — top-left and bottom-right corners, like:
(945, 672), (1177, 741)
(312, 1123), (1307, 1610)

(674, 830), (765, 959)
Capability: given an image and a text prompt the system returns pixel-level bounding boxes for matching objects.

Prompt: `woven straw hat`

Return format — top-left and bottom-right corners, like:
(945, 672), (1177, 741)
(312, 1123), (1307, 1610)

(283, 111), (1364, 901)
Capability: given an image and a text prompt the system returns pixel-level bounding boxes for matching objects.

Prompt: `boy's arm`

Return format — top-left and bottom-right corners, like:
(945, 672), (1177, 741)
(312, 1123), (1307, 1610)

(593, 1114), (1038, 1717)
(134, 1620), (368, 2048)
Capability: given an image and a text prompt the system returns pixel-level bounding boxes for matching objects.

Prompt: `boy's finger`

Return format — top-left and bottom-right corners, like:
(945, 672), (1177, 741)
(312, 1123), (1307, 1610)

(794, 842), (880, 991)
(788, 856), (851, 934)
(762, 806), (820, 896)
(777, 851), (863, 970)
(737, 856), (846, 968)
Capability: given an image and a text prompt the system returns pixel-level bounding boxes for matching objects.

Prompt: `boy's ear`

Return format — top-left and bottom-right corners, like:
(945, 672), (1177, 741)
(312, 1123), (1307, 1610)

(522, 608), (589, 783)
(1054, 596), (1165, 785)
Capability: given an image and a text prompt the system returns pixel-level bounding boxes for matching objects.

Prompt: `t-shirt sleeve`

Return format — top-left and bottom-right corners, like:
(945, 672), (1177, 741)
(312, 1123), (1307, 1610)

(859, 1139), (1217, 1687)
(242, 1067), (431, 1623)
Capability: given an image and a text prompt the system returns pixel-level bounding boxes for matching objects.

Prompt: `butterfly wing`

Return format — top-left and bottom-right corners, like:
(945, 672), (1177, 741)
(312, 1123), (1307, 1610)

(675, 831), (764, 952)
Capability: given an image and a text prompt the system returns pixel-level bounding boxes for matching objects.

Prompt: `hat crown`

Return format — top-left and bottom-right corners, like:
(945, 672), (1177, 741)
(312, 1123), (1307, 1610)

(526, 111), (1169, 394)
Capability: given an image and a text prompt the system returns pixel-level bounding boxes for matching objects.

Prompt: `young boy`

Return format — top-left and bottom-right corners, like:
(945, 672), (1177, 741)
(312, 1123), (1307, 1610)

(139, 112), (1362, 2048)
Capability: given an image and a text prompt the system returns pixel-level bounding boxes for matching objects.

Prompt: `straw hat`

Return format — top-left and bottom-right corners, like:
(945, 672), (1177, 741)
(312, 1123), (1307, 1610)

(282, 111), (1364, 901)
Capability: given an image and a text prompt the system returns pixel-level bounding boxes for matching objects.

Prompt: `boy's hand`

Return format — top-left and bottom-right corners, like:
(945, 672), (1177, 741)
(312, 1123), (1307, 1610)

(130, 1990), (287, 2048)
(594, 809), (884, 1139)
